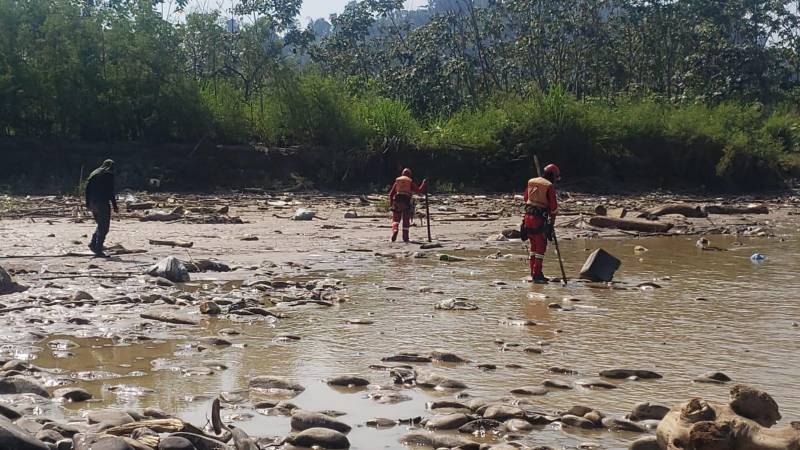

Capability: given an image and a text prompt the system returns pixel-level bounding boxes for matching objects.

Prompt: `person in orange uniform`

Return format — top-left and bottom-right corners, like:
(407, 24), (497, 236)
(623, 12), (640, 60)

(522, 164), (560, 283)
(389, 168), (427, 242)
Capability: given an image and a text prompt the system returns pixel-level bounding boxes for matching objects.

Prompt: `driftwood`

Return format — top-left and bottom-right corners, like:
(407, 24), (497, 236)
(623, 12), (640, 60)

(703, 204), (769, 215)
(645, 204), (708, 218)
(148, 239), (194, 248)
(140, 212), (182, 222)
(140, 313), (198, 326)
(657, 385), (798, 450)
(104, 418), (187, 435)
(589, 216), (673, 233)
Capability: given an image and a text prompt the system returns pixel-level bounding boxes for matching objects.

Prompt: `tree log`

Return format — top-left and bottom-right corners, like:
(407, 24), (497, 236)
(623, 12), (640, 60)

(645, 204), (708, 218)
(589, 216), (673, 233)
(703, 204), (769, 215)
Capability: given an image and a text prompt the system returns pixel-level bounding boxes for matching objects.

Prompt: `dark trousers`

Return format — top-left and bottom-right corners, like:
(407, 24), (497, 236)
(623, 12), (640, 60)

(89, 203), (111, 251)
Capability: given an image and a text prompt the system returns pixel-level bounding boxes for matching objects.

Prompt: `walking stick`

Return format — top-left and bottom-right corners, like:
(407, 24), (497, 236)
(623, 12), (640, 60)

(425, 190), (432, 242)
(533, 155), (567, 285)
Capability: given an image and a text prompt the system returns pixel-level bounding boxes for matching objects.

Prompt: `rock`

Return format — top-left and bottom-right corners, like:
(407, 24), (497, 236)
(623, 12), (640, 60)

(0, 265), (28, 295)
(86, 410), (135, 427)
(55, 439), (73, 450)
(35, 429), (64, 444)
(292, 209), (316, 221)
(198, 337), (231, 346)
(504, 418), (534, 432)
(482, 405), (525, 421)
(72, 291), (93, 301)
(548, 366), (578, 375)
(510, 386), (548, 396)
(629, 436), (660, 450)
(579, 249), (621, 282)
(729, 384), (781, 427)
(73, 434), (135, 450)
(326, 375), (369, 388)
(199, 302), (221, 315)
(345, 319), (373, 325)
(381, 353), (432, 363)
(365, 418), (396, 428)
(459, 419), (505, 433)
(400, 432), (477, 450)
(248, 376), (305, 395)
(291, 410), (351, 434)
(601, 417), (646, 432)
(288, 427), (349, 449)
(575, 379), (618, 389)
(543, 379), (573, 390)
(0, 376), (50, 397)
(146, 257), (190, 283)
(560, 415), (596, 429)
(434, 298), (478, 311)
(415, 373), (467, 390)
(0, 416), (49, 450)
(157, 436), (196, 450)
(427, 400), (469, 411)
(501, 229), (521, 239)
(429, 351), (468, 363)
(627, 402), (670, 421)
(0, 404), (22, 420)
(438, 254), (466, 262)
(343, 211), (358, 219)
(694, 371), (732, 384)
(424, 413), (471, 430)
(600, 369), (663, 380)
(486, 234), (508, 242)
(54, 387), (92, 402)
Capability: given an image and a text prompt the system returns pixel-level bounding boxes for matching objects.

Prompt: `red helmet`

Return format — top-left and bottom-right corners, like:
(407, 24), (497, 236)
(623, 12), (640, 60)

(401, 168), (412, 177)
(544, 164), (561, 181)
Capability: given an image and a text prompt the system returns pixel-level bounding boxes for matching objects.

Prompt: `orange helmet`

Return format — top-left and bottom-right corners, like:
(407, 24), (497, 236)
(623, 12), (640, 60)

(401, 168), (412, 177)
(544, 164), (561, 181)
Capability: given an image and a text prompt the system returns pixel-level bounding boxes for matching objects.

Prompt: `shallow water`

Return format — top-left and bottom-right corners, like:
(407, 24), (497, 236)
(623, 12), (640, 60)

(21, 233), (800, 449)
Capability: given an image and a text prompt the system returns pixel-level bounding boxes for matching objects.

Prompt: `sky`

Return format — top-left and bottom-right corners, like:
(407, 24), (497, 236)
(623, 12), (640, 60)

(299, 0), (427, 22)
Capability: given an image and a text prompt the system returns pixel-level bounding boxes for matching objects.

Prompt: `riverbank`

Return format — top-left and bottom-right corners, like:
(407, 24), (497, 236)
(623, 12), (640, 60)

(1, 190), (799, 449)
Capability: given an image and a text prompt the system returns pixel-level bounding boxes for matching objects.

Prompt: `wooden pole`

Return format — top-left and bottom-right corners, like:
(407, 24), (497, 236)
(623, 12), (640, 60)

(425, 191), (432, 242)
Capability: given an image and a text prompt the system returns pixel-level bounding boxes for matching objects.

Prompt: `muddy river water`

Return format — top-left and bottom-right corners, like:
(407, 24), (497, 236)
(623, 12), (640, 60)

(7, 229), (799, 449)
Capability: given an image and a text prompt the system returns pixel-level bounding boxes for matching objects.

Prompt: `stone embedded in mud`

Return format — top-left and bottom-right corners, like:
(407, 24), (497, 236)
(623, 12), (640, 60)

(368, 389), (411, 404)
(560, 414), (597, 429)
(510, 386), (548, 396)
(72, 291), (93, 301)
(288, 427), (350, 449)
(504, 418), (534, 432)
(365, 418), (396, 428)
(400, 432), (478, 450)
(458, 418), (505, 434)
(428, 351), (468, 363)
(601, 417), (646, 432)
(157, 436), (196, 450)
(291, 410), (352, 434)
(0, 376), (50, 398)
(326, 375), (370, 388)
(146, 257), (190, 283)
(434, 298), (478, 311)
(381, 353), (432, 363)
(576, 378), (618, 390)
(543, 379), (573, 390)
(0, 265), (27, 295)
(86, 410), (135, 427)
(198, 337), (232, 347)
(629, 436), (660, 450)
(54, 387), (92, 402)
(0, 416), (49, 450)
(0, 404), (22, 420)
(415, 372), (468, 391)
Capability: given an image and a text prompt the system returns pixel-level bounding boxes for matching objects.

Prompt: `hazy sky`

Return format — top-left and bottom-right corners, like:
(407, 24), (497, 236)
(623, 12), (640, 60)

(299, 0), (427, 22)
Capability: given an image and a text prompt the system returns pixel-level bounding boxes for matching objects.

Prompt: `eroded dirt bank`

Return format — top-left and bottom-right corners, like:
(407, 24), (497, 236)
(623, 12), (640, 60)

(1, 190), (799, 450)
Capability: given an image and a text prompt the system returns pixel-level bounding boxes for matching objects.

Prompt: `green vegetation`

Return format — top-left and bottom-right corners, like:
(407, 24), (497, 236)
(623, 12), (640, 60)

(1, 0), (800, 189)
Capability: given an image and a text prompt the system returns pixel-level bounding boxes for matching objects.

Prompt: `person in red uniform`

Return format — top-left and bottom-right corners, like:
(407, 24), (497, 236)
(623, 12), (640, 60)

(522, 164), (560, 283)
(388, 168), (427, 242)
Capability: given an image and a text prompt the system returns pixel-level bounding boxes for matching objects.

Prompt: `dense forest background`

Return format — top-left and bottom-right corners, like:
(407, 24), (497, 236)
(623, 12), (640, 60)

(2, 0), (800, 190)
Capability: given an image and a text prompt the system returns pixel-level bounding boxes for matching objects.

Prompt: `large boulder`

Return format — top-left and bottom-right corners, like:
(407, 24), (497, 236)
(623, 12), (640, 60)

(0, 376), (50, 397)
(0, 417), (49, 450)
(146, 257), (190, 283)
(290, 411), (351, 434)
(287, 427), (350, 449)
(0, 265), (27, 295)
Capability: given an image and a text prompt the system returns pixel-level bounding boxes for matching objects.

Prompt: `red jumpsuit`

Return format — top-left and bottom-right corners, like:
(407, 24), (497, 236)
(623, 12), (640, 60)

(389, 176), (427, 242)
(523, 178), (558, 279)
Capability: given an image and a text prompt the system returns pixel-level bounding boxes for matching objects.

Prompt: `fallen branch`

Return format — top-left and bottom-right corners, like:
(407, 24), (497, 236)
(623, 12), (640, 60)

(588, 216), (673, 233)
(140, 313), (198, 325)
(149, 239), (194, 248)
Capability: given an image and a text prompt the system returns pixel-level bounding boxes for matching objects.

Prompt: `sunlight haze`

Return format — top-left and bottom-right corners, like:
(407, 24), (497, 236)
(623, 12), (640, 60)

(300, 0), (427, 21)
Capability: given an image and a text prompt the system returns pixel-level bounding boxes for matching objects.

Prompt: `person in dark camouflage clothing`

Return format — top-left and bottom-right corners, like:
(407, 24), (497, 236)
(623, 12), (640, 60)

(85, 159), (118, 257)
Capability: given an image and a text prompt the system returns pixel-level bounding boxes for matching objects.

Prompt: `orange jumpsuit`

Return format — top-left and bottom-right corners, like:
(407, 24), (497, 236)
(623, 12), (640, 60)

(389, 176), (427, 242)
(523, 177), (558, 278)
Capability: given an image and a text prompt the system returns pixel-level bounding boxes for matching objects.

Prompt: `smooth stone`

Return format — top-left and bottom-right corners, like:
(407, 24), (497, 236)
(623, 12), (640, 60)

(73, 433), (135, 450)
(510, 386), (548, 396)
(157, 436), (196, 450)
(54, 387), (93, 402)
(601, 417), (646, 433)
(248, 376), (305, 393)
(35, 429), (64, 443)
(86, 410), (134, 427)
(458, 419), (504, 433)
(504, 418), (534, 432)
(694, 371), (732, 384)
(365, 418), (396, 428)
(427, 401), (470, 411)
(424, 413), (471, 430)
(400, 432), (478, 450)
(429, 351), (468, 363)
(560, 415), (596, 429)
(199, 302), (221, 315)
(198, 337), (231, 347)
(381, 353), (432, 363)
(0, 376), (50, 398)
(627, 402), (670, 421)
(482, 405), (525, 421)
(629, 436), (660, 450)
(288, 427), (350, 449)
(576, 378), (617, 390)
(600, 369), (663, 379)
(290, 410), (351, 434)
(416, 373), (468, 390)
(0, 404), (22, 420)
(543, 379), (573, 390)
(326, 376), (369, 388)
(0, 417), (49, 450)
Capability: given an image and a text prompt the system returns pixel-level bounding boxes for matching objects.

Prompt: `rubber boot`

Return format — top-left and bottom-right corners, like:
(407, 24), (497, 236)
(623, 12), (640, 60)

(533, 273), (548, 284)
(402, 229), (410, 243)
(391, 231), (398, 242)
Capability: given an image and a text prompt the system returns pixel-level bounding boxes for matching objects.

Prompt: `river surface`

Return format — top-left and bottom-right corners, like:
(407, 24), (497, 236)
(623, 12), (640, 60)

(21, 233), (800, 449)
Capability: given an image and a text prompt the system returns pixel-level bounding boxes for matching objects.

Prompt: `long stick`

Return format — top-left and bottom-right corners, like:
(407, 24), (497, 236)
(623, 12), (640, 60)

(425, 191), (432, 242)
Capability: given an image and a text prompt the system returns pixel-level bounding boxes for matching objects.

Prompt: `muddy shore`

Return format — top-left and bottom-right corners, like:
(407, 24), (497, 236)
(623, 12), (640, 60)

(1, 189), (799, 450)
